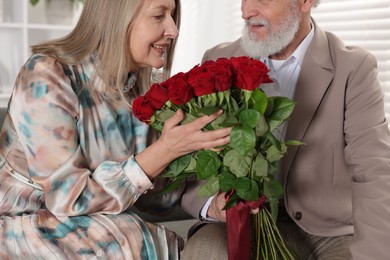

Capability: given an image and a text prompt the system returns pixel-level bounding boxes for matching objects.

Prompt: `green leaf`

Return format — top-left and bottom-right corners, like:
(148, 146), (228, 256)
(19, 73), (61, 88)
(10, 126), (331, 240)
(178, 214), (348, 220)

(266, 144), (286, 162)
(181, 112), (199, 125)
(285, 140), (306, 146)
(223, 150), (251, 177)
(265, 131), (282, 151)
(251, 89), (268, 115)
(198, 106), (219, 116)
(229, 126), (256, 155)
(229, 96), (240, 113)
(253, 155), (268, 177)
(210, 110), (228, 129)
(235, 177), (259, 201)
(186, 155), (197, 172)
(268, 97), (296, 121)
(155, 109), (176, 122)
(268, 161), (279, 175)
(269, 178), (284, 199)
(160, 178), (182, 194)
(268, 119), (283, 132)
(238, 109), (261, 129)
(263, 178), (284, 201)
(222, 150), (237, 167)
(223, 150), (238, 167)
(199, 176), (220, 197)
(196, 150), (222, 179)
(220, 114), (239, 127)
(30, 0), (39, 5)
(265, 97), (274, 117)
(219, 171), (236, 192)
(255, 115), (269, 136)
(167, 154), (192, 177)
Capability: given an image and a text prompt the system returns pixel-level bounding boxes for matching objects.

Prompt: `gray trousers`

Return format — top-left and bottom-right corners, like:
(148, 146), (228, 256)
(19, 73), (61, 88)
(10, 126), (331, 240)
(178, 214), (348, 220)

(180, 211), (352, 260)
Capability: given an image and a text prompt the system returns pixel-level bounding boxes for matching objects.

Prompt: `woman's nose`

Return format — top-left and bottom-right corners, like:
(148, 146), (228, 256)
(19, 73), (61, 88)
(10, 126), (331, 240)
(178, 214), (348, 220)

(164, 17), (179, 39)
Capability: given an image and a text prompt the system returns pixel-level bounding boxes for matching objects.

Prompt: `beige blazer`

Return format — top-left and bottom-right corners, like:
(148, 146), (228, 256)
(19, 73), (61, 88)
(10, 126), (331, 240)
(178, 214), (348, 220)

(180, 20), (390, 258)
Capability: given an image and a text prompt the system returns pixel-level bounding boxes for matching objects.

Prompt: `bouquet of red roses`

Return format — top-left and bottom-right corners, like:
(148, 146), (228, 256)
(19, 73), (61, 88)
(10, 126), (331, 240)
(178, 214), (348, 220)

(132, 56), (299, 260)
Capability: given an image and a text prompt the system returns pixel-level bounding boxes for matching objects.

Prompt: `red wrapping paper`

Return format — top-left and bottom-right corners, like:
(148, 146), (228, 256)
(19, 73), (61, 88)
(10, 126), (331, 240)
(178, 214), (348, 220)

(226, 195), (266, 260)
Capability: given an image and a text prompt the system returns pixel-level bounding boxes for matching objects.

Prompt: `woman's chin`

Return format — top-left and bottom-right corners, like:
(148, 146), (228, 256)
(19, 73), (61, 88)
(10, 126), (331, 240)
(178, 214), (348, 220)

(152, 60), (165, 69)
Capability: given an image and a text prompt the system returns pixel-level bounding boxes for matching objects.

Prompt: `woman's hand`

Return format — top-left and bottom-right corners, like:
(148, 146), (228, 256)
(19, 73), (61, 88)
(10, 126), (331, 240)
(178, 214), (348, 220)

(135, 109), (231, 179)
(159, 109), (231, 158)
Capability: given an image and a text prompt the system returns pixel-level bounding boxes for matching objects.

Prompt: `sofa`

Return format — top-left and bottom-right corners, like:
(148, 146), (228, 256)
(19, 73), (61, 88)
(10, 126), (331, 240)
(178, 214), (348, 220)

(0, 106), (197, 240)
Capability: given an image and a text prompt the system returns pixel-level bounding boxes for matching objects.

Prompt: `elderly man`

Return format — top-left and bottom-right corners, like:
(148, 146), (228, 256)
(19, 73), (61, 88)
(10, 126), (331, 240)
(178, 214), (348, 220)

(180, 0), (390, 259)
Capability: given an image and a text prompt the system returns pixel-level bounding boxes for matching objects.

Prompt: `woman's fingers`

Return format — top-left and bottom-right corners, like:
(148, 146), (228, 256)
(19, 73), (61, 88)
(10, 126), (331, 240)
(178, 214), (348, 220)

(160, 109), (232, 156)
(199, 128), (231, 149)
(163, 109), (222, 133)
(187, 109), (224, 130)
(162, 109), (185, 132)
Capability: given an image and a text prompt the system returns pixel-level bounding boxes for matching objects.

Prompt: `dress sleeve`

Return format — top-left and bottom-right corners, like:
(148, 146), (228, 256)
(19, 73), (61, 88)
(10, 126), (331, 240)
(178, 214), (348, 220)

(9, 55), (153, 216)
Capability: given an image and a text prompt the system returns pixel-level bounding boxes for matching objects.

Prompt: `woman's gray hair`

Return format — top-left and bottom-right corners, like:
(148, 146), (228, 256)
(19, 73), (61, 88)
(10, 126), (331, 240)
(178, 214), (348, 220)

(31, 0), (181, 102)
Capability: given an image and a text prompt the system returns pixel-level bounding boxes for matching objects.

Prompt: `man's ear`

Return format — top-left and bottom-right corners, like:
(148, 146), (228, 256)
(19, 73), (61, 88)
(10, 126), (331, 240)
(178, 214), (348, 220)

(301, 0), (315, 12)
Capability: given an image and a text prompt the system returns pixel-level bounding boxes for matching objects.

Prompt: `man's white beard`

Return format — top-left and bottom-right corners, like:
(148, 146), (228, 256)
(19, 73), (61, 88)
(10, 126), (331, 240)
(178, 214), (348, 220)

(240, 7), (301, 58)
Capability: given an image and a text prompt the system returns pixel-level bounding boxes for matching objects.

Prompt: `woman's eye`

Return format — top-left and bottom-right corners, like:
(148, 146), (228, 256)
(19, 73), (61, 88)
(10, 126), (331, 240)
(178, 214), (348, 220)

(154, 15), (164, 21)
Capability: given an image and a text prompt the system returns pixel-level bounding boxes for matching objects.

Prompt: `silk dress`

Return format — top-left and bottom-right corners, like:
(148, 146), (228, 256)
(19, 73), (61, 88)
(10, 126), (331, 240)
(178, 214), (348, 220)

(0, 54), (182, 259)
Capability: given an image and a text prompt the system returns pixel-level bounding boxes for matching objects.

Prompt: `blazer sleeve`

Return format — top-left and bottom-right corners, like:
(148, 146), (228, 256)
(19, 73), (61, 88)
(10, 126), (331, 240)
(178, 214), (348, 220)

(344, 51), (390, 259)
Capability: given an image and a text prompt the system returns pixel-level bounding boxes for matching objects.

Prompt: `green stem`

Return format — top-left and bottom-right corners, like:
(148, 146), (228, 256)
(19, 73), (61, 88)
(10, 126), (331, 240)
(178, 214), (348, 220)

(252, 208), (299, 260)
(264, 209), (299, 259)
(263, 209), (277, 259)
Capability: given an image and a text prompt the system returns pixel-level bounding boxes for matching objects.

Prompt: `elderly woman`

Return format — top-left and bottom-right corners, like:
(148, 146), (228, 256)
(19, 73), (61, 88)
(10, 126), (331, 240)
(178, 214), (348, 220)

(0, 0), (231, 259)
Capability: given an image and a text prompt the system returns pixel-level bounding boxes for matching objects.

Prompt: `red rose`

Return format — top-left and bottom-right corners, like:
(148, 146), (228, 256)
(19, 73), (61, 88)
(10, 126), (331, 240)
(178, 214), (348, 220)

(187, 63), (216, 97)
(163, 72), (194, 105)
(145, 83), (169, 110)
(132, 96), (155, 123)
(230, 56), (272, 91)
(212, 58), (233, 92)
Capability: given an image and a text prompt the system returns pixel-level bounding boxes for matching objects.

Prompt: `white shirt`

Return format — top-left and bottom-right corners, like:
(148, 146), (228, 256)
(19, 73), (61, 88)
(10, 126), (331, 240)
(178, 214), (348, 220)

(262, 27), (314, 96)
(200, 24), (315, 221)
(260, 25), (314, 140)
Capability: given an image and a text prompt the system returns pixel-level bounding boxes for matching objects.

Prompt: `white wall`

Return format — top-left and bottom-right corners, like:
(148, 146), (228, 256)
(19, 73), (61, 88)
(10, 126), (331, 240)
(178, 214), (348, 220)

(172, 0), (243, 74)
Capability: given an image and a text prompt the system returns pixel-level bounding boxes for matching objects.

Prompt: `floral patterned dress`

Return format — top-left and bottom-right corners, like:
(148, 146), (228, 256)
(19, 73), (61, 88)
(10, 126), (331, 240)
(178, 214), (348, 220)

(0, 54), (182, 259)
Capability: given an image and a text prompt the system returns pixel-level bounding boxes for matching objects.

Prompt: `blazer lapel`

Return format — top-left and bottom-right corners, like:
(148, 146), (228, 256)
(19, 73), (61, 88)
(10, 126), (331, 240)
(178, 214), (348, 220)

(282, 20), (335, 180)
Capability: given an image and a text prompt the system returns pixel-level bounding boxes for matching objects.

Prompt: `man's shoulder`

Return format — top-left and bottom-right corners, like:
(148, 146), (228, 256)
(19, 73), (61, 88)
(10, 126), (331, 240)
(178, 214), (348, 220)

(202, 38), (247, 62)
(323, 31), (375, 63)
(308, 25), (377, 72)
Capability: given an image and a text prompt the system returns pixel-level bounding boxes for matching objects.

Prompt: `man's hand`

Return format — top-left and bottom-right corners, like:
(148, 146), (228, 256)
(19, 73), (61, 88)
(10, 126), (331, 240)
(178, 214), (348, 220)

(207, 192), (227, 222)
(207, 192), (260, 222)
